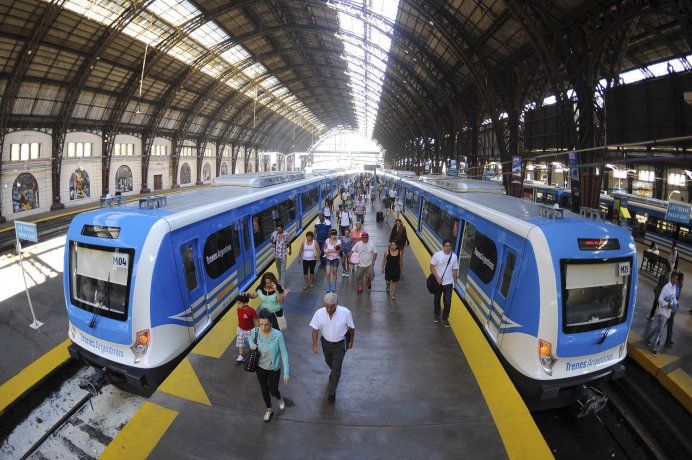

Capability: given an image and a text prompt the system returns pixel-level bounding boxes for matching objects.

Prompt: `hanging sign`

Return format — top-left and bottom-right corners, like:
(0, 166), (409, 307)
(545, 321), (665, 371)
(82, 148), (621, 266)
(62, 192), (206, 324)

(665, 201), (691, 224)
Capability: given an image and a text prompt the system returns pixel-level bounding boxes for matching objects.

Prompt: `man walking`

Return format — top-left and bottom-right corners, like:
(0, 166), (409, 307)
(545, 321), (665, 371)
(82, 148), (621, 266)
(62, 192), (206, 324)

(353, 196), (367, 224)
(314, 214), (331, 267)
(271, 224), (292, 284)
(310, 292), (355, 403)
(352, 232), (377, 294)
(645, 271), (678, 355)
(430, 239), (459, 328)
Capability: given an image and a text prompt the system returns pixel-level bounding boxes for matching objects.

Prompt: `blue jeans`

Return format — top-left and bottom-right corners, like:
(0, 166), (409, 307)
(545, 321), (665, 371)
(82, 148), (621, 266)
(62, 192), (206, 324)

(645, 313), (667, 351)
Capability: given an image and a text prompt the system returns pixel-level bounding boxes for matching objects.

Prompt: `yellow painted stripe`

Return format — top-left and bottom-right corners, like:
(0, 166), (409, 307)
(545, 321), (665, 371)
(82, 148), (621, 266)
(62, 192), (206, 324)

(657, 368), (692, 413)
(158, 357), (211, 405)
(402, 218), (551, 459)
(99, 402), (178, 460)
(0, 185), (210, 234)
(627, 340), (680, 376)
(0, 339), (71, 416)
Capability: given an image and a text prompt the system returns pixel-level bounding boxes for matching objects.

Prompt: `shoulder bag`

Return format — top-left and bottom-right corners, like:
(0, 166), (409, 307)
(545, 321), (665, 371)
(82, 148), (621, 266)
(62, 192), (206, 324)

(244, 328), (261, 372)
(427, 253), (453, 294)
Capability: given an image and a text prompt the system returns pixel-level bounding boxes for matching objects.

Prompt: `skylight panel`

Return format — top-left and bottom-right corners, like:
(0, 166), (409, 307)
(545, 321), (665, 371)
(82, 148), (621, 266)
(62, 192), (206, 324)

(222, 45), (252, 65)
(334, 0), (400, 138)
(147, 0), (198, 27)
(62, 0), (127, 25)
(261, 76), (281, 89)
(244, 63), (268, 79)
(122, 14), (172, 47)
(620, 68), (646, 84)
(190, 22), (230, 48)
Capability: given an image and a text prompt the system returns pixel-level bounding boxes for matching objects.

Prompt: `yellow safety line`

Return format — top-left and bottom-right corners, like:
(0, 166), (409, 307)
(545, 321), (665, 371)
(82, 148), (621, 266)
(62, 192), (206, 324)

(403, 218), (552, 460)
(0, 339), (71, 416)
(627, 331), (689, 411)
(99, 402), (178, 460)
(0, 185), (211, 234)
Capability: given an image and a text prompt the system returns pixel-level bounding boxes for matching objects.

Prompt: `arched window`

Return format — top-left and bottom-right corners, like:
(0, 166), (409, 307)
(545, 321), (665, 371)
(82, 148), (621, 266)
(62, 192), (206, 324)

(12, 173), (40, 213)
(69, 168), (91, 200)
(203, 163), (211, 181)
(180, 163), (191, 184)
(115, 165), (133, 193)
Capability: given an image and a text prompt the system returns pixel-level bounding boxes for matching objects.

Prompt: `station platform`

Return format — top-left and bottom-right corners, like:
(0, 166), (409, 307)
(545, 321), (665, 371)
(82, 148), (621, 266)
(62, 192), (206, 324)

(0, 186), (208, 417)
(627, 244), (692, 412)
(102, 207), (550, 458)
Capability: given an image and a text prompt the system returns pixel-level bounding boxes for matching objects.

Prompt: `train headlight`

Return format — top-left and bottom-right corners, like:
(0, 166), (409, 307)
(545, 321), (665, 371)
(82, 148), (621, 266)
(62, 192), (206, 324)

(538, 339), (557, 376)
(132, 329), (150, 364)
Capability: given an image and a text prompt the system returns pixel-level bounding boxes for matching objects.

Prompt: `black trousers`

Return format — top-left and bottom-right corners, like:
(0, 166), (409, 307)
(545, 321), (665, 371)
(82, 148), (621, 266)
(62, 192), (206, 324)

(303, 259), (316, 275)
(434, 284), (453, 320)
(256, 366), (282, 409)
(321, 337), (347, 396)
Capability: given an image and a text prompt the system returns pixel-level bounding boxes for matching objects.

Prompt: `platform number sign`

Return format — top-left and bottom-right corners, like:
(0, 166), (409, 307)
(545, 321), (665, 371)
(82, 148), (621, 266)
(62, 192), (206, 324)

(112, 253), (129, 270)
(618, 262), (631, 277)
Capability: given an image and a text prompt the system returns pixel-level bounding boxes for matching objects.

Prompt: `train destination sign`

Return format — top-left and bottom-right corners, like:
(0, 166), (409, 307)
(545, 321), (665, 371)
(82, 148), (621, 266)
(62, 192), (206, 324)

(578, 238), (621, 251)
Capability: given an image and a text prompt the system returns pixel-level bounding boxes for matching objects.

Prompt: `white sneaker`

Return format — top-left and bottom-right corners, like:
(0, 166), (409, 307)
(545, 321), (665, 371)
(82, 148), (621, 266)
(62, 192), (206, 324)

(279, 399), (286, 411)
(236, 355), (244, 362)
(263, 411), (273, 422)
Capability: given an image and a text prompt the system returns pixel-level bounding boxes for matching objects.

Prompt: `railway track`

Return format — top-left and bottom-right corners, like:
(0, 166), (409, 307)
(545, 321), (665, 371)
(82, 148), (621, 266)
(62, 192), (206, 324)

(534, 357), (692, 459)
(0, 215), (73, 255)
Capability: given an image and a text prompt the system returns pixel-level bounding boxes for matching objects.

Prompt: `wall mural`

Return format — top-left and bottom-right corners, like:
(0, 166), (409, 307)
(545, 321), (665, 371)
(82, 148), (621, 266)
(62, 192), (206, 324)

(220, 162), (228, 175)
(69, 168), (91, 200)
(12, 173), (40, 213)
(203, 163), (212, 181)
(115, 165), (133, 193)
(180, 163), (191, 185)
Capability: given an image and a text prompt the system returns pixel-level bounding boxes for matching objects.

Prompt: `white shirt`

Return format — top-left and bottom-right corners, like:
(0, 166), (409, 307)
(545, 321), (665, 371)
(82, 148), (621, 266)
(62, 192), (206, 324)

(388, 189), (396, 198)
(657, 282), (678, 318)
(309, 306), (355, 342)
(430, 250), (459, 286)
(352, 240), (377, 267)
(339, 211), (352, 227)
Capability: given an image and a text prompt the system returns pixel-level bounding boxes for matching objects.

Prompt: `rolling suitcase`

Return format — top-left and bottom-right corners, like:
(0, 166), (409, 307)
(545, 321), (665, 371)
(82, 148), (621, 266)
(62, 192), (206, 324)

(376, 211), (384, 223)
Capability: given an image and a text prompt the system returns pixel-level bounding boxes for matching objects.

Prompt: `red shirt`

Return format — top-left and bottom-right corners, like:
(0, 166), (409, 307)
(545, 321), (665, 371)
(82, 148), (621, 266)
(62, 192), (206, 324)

(237, 306), (258, 331)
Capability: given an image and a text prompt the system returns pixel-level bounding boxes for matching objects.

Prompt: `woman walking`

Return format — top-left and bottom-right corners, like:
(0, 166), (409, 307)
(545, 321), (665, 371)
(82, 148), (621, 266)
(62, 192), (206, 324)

(249, 309), (289, 422)
(244, 273), (289, 330)
(324, 229), (342, 292)
(299, 231), (320, 290)
(382, 241), (402, 299)
(340, 227), (354, 277)
(389, 219), (410, 267)
(323, 199), (333, 222)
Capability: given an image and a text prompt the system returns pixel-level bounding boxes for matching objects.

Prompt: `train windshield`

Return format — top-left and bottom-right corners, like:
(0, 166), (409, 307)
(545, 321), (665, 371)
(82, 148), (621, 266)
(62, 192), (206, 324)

(69, 242), (134, 321)
(562, 260), (631, 333)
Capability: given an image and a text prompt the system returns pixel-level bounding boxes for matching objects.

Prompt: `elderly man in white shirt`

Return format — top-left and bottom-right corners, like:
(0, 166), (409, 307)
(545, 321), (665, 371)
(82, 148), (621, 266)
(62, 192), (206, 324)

(310, 292), (355, 403)
(645, 271), (678, 355)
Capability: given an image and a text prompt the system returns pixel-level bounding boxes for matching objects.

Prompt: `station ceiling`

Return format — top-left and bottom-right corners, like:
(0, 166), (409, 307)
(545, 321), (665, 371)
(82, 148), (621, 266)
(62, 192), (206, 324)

(0, 0), (689, 157)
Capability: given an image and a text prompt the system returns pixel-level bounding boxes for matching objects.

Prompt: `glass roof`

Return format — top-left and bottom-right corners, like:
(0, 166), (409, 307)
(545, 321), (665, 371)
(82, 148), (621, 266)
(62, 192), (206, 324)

(330, 0), (400, 139)
(50, 0), (322, 133)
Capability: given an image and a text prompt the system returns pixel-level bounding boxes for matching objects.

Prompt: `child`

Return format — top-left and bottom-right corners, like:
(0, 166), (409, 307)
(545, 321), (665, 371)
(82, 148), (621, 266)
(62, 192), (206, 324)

(236, 293), (258, 363)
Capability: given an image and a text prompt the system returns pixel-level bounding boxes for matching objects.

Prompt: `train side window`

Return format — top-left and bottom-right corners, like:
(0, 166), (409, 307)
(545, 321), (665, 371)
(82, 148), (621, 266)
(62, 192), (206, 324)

(499, 252), (516, 298)
(243, 221), (251, 250)
(203, 226), (236, 279)
(301, 188), (319, 211)
(182, 245), (198, 292)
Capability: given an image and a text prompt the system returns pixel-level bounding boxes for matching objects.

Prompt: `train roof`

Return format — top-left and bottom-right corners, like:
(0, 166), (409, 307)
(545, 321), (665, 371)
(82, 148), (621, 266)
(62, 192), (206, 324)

(76, 171), (348, 231)
(397, 174), (625, 238)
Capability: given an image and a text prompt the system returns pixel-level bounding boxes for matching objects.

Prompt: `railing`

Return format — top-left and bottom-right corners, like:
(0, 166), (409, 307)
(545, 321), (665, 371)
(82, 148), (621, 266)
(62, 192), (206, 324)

(99, 196), (125, 208)
(138, 195), (167, 209)
(579, 207), (606, 221)
(537, 203), (564, 219)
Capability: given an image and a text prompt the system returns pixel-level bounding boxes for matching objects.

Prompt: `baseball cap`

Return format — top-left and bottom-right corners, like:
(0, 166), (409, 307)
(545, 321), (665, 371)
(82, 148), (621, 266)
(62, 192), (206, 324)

(361, 232), (369, 237)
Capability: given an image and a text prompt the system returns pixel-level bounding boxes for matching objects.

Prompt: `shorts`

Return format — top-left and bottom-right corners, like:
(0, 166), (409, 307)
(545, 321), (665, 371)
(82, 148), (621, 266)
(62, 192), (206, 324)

(236, 327), (252, 348)
(303, 259), (316, 275)
(355, 264), (375, 282)
(326, 258), (340, 267)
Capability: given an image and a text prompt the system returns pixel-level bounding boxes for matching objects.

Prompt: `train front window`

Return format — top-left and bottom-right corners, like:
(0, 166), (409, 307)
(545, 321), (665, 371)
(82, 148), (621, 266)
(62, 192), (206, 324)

(69, 242), (133, 321)
(562, 260), (631, 334)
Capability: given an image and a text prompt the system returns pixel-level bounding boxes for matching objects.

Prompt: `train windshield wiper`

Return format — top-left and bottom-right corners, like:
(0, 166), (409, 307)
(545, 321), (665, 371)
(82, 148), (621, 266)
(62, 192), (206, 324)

(89, 272), (111, 328)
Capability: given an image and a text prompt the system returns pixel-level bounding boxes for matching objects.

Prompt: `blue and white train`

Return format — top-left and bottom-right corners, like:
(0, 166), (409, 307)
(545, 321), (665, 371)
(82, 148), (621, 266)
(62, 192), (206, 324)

(64, 171), (348, 395)
(382, 171), (637, 410)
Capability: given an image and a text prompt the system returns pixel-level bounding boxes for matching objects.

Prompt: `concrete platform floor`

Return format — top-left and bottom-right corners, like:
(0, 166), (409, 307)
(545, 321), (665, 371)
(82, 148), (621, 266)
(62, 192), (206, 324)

(102, 206), (548, 459)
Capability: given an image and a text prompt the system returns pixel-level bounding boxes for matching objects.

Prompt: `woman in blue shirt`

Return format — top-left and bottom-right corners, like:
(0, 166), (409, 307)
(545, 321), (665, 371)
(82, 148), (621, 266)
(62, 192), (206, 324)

(249, 309), (290, 422)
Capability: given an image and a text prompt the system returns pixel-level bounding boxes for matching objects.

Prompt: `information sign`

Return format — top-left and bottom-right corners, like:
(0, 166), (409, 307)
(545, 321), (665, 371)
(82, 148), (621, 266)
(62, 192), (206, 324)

(665, 201), (691, 224)
(15, 221), (38, 243)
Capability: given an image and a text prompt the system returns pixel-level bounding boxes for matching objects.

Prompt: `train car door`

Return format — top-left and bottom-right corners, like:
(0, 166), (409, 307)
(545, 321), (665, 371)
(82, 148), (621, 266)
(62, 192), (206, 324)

(489, 247), (518, 343)
(180, 239), (210, 336)
(236, 217), (255, 290)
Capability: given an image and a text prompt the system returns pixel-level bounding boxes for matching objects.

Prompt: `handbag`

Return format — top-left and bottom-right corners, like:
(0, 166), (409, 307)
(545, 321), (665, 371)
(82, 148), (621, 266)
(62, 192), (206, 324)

(244, 328), (261, 373)
(427, 253), (453, 294)
(349, 251), (361, 265)
(275, 310), (287, 331)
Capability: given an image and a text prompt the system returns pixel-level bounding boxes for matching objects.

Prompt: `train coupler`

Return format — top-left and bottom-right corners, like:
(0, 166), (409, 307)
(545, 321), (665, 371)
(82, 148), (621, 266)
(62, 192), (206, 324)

(574, 385), (608, 418)
(79, 367), (109, 397)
